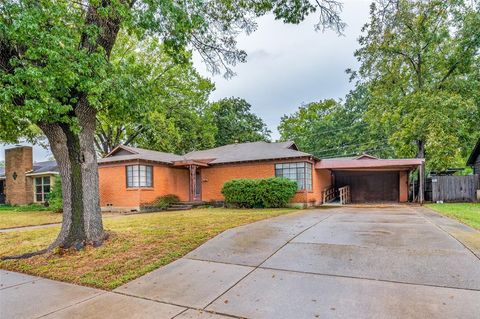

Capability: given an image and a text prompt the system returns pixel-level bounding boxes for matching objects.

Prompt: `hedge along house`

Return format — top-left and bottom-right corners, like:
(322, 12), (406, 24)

(98, 141), (425, 211)
(0, 146), (59, 205)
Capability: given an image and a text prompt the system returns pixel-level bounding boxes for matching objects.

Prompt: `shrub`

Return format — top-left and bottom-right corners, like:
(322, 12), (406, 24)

(221, 177), (298, 208)
(47, 177), (63, 213)
(152, 194), (180, 210)
(221, 179), (260, 208)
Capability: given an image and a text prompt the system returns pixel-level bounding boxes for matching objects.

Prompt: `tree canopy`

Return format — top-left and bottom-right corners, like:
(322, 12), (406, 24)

(349, 0), (480, 170)
(208, 97), (271, 147)
(94, 34), (216, 156)
(0, 0), (345, 251)
(279, 85), (391, 158)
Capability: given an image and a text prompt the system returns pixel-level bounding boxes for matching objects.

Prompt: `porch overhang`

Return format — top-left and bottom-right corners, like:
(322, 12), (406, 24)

(172, 159), (210, 167)
(315, 158), (424, 171)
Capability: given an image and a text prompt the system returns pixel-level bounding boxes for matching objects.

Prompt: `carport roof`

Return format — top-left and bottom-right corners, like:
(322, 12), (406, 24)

(315, 158), (424, 170)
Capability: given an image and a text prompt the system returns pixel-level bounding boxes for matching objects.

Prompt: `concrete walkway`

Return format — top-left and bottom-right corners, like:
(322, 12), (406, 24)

(1, 207), (479, 318)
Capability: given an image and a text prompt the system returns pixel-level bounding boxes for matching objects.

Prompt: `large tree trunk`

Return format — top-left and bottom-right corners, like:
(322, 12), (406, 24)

(39, 105), (106, 249)
(76, 99), (105, 245)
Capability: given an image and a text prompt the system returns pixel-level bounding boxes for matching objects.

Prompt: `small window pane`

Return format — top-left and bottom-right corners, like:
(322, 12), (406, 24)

(274, 162), (311, 191)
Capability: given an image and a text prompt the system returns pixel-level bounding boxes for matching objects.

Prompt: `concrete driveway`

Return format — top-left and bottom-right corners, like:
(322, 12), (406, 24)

(2, 207), (480, 318)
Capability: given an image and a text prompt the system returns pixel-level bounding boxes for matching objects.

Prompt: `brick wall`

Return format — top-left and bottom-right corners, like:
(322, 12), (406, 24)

(199, 158), (319, 205)
(309, 169), (332, 205)
(98, 161), (189, 210)
(5, 146), (33, 205)
(99, 158), (327, 210)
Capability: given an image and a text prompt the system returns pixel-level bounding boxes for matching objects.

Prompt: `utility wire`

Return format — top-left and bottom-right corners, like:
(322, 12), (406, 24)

(320, 145), (396, 159)
(309, 122), (369, 135)
(315, 139), (390, 154)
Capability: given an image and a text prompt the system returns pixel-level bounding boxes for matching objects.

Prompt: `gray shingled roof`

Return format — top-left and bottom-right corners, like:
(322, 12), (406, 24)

(99, 145), (184, 164)
(100, 141), (313, 165)
(0, 161), (58, 177)
(31, 160), (59, 174)
(184, 141), (312, 164)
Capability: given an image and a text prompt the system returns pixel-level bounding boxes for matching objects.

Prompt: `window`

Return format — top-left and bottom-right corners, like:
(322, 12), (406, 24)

(275, 162), (313, 191)
(126, 165), (153, 188)
(35, 176), (51, 202)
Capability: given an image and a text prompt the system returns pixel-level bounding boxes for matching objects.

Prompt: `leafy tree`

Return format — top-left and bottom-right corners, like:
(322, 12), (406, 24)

(0, 0), (345, 253)
(95, 35), (216, 156)
(47, 177), (63, 213)
(349, 0), (480, 171)
(0, 161), (4, 168)
(208, 97), (271, 146)
(278, 85), (389, 158)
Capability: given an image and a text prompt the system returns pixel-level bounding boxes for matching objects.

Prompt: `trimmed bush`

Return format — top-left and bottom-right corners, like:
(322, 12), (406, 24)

(152, 194), (180, 210)
(221, 177), (298, 208)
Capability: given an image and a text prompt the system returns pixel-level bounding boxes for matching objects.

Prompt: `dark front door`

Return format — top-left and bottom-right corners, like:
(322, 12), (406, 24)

(334, 171), (399, 203)
(0, 180), (5, 204)
(195, 169), (202, 201)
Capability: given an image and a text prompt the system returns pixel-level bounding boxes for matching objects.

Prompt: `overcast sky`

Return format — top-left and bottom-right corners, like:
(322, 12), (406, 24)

(0, 0), (371, 162)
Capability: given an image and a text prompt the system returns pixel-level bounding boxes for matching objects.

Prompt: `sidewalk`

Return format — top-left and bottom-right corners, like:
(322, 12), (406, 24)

(0, 271), (193, 319)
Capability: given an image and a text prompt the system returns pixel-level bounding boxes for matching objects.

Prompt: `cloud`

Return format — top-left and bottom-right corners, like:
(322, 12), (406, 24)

(193, 0), (371, 140)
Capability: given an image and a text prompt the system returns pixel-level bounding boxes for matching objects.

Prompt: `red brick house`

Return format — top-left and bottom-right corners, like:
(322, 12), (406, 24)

(0, 142), (424, 209)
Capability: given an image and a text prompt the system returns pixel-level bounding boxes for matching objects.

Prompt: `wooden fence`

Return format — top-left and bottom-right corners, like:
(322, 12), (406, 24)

(431, 174), (479, 202)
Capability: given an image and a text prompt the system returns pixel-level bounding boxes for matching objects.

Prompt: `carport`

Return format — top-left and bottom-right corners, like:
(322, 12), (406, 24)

(316, 155), (425, 204)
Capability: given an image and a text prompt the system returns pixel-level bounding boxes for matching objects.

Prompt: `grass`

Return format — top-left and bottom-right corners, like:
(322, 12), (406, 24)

(0, 206), (62, 229)
(0, 204), (52, 212)
(0, 207), (295, 290)
(426, 203), (480, 230)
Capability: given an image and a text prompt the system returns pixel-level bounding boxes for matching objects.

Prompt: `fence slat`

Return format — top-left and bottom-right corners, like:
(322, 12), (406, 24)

(431, 175), (479, 202)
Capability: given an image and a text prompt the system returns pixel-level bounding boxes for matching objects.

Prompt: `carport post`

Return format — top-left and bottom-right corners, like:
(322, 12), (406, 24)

(418, 163), (425, 204)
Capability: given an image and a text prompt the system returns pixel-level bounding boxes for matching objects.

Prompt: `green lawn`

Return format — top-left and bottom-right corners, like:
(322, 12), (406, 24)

(0, 206), (62, 229)
(0, 208), (295, 290)
(426, 203), (480, 230)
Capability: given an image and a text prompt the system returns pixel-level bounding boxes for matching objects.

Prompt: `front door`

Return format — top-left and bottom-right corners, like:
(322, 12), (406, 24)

(194, 169), (202, 201)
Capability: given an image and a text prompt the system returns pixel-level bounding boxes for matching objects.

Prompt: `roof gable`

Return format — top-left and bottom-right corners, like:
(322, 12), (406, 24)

(467, 138), (480, 166)
(99, 145), (184, 165)
(354, 154), (379, 160)
(184, 141), (313, 164)
(275, 141), (299, 150)
(105, 145), (138, 157)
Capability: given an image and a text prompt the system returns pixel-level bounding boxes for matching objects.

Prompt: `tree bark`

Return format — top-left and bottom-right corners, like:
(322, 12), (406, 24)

(39, 106), (106, 249)
(76, 98), (105, 246)
(416, 139), (425, 204)
(416, 139), (425, 158)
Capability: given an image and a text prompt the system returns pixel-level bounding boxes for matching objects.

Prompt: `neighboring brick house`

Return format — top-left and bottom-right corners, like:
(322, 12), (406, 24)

(467, 138), (480, 174)
(1, 141), (424, 209)
(0, 146), (58, 205)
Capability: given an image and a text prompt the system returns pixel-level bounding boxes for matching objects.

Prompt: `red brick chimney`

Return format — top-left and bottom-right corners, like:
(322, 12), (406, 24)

(5, 146), (34, 205)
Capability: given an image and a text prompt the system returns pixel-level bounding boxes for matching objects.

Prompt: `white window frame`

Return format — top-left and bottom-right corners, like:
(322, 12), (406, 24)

(34, 176), (51, 203)
(126, 165), (153, 188)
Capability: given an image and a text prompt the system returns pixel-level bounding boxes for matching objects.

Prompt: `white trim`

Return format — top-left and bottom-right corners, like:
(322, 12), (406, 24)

(26, 171), (59, 177)
(33, 175), (53, 203)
